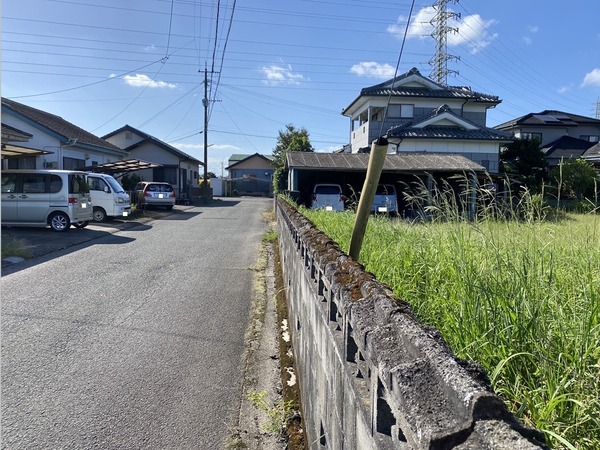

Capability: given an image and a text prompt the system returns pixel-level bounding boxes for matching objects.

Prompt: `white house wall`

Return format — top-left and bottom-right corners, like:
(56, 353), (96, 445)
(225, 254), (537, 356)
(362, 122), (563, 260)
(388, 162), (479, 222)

(106, 132), (145, 149)
(1, 113), (118, 169)
(129, 142), (182, 165)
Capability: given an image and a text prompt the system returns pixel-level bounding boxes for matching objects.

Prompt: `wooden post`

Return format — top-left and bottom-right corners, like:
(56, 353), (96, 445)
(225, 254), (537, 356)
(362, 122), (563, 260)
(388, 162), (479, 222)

(349, 137), (388, 261)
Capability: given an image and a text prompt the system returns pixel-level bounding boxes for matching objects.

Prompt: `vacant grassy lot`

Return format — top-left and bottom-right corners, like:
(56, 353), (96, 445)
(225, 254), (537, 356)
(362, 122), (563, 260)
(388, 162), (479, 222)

(302, 208), (599, 449)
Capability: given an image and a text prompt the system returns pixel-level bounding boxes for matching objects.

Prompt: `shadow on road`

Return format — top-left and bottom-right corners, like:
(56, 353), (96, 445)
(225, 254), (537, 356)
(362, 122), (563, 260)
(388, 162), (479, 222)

(1, 229), (137, 276)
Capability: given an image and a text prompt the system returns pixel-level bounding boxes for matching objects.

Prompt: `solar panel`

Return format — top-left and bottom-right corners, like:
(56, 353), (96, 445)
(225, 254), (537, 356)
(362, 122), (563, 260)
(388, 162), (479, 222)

(533, 114), (560, 122)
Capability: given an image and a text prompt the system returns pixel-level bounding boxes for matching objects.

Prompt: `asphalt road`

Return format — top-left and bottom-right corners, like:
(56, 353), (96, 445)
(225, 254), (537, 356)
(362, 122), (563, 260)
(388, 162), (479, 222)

(1, 197), (272, 449)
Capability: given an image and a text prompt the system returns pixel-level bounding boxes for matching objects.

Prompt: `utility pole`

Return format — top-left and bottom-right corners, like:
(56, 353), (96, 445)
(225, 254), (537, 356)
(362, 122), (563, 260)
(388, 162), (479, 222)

(595, 98), (600, 119)
(202, 64), (209, 201)
(429, 0), (460, 85)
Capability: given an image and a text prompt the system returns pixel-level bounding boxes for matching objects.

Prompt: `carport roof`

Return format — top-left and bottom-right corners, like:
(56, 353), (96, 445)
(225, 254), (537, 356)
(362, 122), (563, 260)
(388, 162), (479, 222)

(1, 143), (54, 158)
(286, 152), (485, 173)
(84, 158), (161, 174)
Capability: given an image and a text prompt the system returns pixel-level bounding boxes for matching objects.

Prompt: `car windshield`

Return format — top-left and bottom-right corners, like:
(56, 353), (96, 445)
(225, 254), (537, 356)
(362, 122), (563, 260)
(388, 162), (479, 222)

(375, 185), (394, 195)
(315, 186), (340, 195)
(105, 176), (125, 193)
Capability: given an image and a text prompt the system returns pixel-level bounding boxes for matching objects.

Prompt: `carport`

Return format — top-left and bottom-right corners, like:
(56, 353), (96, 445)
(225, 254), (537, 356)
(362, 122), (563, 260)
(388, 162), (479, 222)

(286, 152), (485, 217)
(83, 158), (161, 176)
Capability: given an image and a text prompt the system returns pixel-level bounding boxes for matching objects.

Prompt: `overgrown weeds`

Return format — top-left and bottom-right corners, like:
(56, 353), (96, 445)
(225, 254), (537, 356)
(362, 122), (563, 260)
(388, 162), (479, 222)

(300, 176), (599, 449)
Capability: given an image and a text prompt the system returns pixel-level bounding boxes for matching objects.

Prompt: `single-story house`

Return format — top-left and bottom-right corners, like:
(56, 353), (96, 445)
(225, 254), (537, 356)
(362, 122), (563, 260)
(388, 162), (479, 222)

(225, 153), (275, 197)
(103, 125), (202, 200)
(1, 98), (127, 169)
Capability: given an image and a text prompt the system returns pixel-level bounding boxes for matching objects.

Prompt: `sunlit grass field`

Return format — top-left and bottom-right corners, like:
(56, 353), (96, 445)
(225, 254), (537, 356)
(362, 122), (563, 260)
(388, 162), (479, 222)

(302, 207), (599, 449)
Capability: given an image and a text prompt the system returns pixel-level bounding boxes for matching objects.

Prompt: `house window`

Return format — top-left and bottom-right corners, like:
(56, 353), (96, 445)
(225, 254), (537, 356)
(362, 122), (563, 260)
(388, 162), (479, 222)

(580, 135), (599, 142)
(387, 104), (414, 119)
(521, 132), (542, 141)
(63, 157), (85, 170)
(125, 131), (132, 140)
(7, 156), (36, 169)
(153, 167), (177, 185)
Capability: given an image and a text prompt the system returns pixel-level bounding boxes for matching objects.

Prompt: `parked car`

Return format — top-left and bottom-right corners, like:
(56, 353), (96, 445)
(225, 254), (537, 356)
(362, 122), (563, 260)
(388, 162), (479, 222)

(87, 173), (131, 222)
(1, 169), (93, 231)
(132, 181), (176, 210)
(312, 183), (344, 211)
(371, 184), (398, 214)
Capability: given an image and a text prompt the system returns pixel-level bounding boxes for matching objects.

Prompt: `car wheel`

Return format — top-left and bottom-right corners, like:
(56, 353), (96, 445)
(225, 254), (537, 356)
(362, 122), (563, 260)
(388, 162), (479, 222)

(49, 212), (70, 232)
(166, 205), (173, 211)
(73, 221), (89, 228)
(93, 207), (107, 222)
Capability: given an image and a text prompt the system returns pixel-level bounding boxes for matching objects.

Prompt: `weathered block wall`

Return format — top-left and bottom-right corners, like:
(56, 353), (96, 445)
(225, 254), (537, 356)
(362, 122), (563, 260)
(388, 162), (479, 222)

(276, 198), (547, 450)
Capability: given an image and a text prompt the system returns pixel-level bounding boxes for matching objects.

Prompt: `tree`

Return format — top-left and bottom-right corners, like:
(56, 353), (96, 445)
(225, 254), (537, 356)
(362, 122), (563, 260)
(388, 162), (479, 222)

(548, 158), (598, 200)
(272, 124), (314, 193)
(272, 124), (314, 169)
(500, 137), (547, 192)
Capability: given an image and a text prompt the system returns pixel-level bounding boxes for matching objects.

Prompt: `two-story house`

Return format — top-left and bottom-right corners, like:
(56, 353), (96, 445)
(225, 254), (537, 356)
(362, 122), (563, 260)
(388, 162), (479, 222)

(341, 67), (512, 173)
(494, 110), (600, 147)
(494, 110), (600, 169)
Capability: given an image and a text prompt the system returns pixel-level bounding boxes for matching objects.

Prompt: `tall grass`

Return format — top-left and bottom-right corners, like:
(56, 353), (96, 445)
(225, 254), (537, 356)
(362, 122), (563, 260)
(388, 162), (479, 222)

(300, 180), (599, 449)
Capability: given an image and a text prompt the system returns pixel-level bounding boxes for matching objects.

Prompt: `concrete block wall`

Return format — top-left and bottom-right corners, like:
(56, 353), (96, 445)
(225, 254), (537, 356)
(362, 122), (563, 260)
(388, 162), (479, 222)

(276, 198), (547, 450)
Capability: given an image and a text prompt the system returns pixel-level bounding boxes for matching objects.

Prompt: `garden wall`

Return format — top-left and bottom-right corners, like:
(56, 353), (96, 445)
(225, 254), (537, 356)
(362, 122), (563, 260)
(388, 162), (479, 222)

(276, 198), (547, 449)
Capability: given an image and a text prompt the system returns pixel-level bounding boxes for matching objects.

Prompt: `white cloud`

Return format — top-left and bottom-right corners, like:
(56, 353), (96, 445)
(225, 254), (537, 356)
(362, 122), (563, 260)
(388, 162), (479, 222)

(123, 74), (176, 89)
(388, 7), (498, 54)
(523, 37), (532, 46)
(581, 68), (600, 87)
(260, 64), (307, 86)
(388, 7), (435, 41)
(448, 14), (498, 54)
(528, 25), (539, 33)
(558, 86), (571, 94)
(350, 62), (395, 79)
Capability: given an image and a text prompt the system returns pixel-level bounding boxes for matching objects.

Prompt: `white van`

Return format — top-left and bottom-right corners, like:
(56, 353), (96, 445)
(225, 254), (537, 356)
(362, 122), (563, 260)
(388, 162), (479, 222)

(312, 184), (344, 211)
(86, 173), (131, 222)
(1, 169), (93, 231)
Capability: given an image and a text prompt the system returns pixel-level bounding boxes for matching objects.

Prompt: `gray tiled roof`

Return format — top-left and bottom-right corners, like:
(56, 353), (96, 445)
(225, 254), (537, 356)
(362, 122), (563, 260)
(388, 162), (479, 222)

(541, 135), (595, 156)
(360, 68), (500, 103)
(286, 152), (485, 172)
(386, 105), (513, 141)
(2, 98), (126, 154)
(495, 110), (600, 130)
(103, 124), (201, 163)
(583, 142), (600, 161)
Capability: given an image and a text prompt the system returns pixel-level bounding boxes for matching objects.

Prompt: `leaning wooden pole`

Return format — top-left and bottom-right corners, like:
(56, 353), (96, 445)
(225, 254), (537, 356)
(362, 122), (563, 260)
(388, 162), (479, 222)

(349, 137), (389, 261)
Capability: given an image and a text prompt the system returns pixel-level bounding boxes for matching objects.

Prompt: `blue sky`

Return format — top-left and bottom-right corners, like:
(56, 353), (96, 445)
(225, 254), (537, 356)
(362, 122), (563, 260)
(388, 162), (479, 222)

(3, 0), (600, 176)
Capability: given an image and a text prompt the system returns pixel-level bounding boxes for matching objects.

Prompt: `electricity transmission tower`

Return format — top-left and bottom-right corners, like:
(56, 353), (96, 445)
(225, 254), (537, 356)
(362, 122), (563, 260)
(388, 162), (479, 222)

(429, 0), (460, 85)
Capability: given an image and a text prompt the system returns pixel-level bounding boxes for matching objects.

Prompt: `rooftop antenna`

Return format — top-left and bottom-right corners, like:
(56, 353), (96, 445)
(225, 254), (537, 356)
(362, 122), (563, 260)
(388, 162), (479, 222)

(429, 0), (460, 85)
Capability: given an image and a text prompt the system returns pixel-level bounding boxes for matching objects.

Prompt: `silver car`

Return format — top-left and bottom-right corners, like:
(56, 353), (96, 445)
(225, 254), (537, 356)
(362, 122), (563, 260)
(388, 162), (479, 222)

(133, 181), (176, 210)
